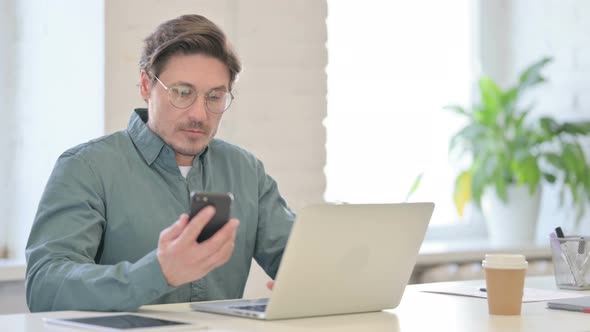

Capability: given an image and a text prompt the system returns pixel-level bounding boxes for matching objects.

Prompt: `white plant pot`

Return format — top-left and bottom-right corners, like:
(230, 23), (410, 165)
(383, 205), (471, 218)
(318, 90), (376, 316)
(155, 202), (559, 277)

(481, 185), (541, 247)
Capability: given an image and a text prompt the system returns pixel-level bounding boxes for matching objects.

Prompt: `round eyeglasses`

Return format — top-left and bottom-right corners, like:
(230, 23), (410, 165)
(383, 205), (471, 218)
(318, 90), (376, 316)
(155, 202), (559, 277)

(151, 73), (234, 113)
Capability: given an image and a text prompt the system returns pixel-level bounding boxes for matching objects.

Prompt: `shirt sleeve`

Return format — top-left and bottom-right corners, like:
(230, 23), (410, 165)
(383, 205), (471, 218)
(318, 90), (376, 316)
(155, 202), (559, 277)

(25, 152), (174, 312)
(253, 160), (295, 279)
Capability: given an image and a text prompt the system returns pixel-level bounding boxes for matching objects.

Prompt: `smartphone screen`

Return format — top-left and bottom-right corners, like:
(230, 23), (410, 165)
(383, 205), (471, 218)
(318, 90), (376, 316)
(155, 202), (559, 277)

(189, 192), (233, 243)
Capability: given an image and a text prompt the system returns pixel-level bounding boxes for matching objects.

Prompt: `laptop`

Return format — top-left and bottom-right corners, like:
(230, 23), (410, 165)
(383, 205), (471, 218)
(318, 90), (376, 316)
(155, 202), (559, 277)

(190, 202), (434, 320)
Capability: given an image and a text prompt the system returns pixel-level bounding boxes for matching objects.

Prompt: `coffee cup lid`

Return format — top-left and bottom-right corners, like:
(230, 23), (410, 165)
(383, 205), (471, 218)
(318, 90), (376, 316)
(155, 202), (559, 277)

(482, 254), (528, 269)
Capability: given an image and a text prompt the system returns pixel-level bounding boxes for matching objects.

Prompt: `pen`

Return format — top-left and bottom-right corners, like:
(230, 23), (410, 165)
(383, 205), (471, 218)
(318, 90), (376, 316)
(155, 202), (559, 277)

(556, 227), (565, 238)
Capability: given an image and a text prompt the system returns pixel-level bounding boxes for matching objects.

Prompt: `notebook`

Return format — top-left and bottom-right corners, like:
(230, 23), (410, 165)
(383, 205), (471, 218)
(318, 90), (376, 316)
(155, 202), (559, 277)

(547, 296), (590, 313)
(190, 202), (435, 320)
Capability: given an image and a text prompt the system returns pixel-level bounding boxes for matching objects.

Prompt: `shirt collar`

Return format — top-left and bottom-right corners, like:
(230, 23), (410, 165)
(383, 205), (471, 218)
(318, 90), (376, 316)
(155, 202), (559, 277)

(127, 108), (166, 165)
(127, 108), (209, 166)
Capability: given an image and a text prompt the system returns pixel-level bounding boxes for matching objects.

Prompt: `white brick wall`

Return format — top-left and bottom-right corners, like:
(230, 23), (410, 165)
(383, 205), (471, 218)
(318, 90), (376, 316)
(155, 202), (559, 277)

(480, 0), (590, 119)
(508, 0), (590, 118)
(105, 0), (327, 212)
(223, 1), (327, 210)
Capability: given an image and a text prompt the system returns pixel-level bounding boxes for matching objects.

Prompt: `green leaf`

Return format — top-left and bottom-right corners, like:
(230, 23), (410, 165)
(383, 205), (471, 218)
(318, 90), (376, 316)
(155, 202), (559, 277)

(449, 123), (487, 155)
(514, 110), (529, 130)
(502, 87), (519, 108)
(543, 152), (563, 170)
(512, 155), (541, 192)
(494, 175), (508, 202)
(558, 122), (590, 136)
(543, 173), (557, 183)
(569, 143), (590, 209)
(567, 176), (580, 204)
(473, 106), (496, 127)
(518, 57), (553, 91)
(405, 173), (424, 202)
(563, 144), (581, 176)
(453, 170), (472, 216)
(571, 143), (587, 175)
(540, 117), (559, 132)
(471, 154), (495, 206)
(537, 117), (561, 143)
(478, 77), (503, 122)
(444, 104), (470, 117)
(528, 166), (541, 195)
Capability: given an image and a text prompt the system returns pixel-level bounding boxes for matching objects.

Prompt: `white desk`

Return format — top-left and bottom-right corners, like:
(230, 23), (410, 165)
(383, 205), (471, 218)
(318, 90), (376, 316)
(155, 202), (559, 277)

(2, 276), (589, 331)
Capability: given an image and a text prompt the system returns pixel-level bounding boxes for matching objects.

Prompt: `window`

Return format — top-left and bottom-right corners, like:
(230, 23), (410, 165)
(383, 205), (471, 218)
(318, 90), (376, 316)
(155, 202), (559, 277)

(325, 1), (474, 226)
(0, 0), (16, 258)
(0, 1), (104, 259)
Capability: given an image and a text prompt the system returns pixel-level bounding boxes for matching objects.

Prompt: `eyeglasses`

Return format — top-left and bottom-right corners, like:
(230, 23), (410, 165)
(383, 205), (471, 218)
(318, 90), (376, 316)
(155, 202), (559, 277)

(150, 73), (234, 113)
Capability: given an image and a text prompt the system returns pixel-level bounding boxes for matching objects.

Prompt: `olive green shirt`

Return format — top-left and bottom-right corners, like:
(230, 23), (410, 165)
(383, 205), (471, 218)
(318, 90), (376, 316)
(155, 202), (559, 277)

(25, 109), (295, 312)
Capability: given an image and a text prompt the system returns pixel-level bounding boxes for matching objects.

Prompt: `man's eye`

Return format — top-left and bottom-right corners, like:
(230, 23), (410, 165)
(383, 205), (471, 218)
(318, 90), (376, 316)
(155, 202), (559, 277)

(207, 90), (226, 100)
(171, 86), (193, 98)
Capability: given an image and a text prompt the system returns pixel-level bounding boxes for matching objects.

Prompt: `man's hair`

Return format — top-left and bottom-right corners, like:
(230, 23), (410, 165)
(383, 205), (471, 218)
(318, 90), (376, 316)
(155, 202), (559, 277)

(139, 14), (241, 90)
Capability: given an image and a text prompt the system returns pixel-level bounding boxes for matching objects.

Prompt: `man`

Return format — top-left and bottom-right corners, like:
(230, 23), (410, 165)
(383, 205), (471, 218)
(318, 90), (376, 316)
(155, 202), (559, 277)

(25, 14), (294, 312)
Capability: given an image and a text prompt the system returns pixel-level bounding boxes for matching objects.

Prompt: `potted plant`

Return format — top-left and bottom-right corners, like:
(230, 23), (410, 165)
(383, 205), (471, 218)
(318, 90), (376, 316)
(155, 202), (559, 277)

(447, 56), (590, 246)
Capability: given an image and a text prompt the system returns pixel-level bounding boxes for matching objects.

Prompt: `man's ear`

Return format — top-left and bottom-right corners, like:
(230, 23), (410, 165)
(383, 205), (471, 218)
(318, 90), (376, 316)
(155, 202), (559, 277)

(139, 70), (151, 100)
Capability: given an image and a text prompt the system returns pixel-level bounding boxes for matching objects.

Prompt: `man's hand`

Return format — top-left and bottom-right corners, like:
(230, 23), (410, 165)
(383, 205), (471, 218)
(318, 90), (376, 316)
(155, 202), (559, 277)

(157, 206), (240, 287)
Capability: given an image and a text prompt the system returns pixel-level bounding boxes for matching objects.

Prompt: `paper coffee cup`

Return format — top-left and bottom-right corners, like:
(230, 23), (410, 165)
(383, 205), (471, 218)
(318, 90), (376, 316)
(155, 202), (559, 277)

(482, 254), (528, 315)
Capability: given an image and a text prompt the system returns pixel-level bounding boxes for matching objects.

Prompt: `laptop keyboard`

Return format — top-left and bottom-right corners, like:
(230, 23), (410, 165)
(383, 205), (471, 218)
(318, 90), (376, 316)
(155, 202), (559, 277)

(230, 304), (267, 312)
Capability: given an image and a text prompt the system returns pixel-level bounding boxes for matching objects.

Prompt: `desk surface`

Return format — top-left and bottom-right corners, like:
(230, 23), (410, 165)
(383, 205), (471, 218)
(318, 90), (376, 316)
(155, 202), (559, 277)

(2, 276), (589, 332)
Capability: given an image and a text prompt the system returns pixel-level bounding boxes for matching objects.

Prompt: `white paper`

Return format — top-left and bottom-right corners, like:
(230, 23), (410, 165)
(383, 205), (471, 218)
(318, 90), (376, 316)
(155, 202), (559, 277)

(420, 285), (587, 303)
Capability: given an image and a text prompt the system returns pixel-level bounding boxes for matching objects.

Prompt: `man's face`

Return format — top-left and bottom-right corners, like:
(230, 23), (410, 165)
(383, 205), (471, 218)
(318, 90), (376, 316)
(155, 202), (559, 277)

(140, 53), (230, 165)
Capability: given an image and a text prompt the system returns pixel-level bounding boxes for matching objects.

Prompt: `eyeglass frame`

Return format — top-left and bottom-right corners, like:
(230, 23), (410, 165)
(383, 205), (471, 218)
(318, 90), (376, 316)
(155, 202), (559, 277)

(149, 71), (234, 114)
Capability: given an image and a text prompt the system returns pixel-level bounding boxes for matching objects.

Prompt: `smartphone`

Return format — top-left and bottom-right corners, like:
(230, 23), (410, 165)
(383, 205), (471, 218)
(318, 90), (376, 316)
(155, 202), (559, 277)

(189, 192), (233, 243)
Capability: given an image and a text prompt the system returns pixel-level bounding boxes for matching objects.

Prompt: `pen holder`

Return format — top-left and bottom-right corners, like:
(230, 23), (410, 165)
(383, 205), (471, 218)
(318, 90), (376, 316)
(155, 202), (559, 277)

(550, 236), (590, 290)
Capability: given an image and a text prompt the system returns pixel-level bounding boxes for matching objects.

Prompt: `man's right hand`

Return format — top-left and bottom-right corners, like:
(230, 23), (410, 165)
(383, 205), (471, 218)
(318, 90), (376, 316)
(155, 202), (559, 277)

(156, 206), (240, 287)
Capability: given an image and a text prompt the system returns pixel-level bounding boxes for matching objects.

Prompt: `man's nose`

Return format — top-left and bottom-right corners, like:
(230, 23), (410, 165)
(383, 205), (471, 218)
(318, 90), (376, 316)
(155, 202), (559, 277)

(188, 95), (208, 120)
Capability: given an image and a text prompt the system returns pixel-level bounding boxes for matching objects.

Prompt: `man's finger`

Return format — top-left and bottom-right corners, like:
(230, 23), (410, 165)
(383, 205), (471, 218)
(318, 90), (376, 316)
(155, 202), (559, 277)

(200, 219), (239, 253)
(178, 206), (216, 245)
(159, 214), (189, 243)
(203, 235), (236, 270)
